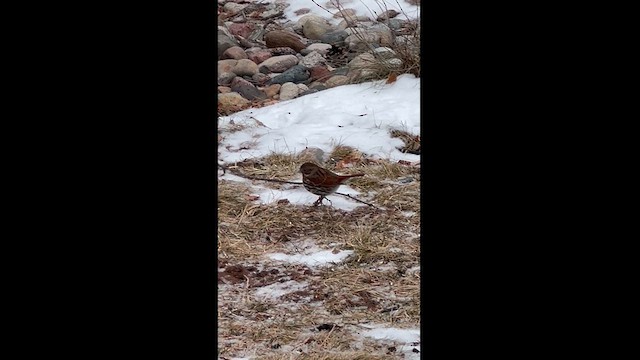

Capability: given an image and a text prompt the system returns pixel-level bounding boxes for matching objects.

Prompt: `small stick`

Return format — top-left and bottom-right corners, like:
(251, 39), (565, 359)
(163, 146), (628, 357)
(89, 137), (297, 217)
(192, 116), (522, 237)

(219, 163), (380, 208)
(334, 192), (381, 209)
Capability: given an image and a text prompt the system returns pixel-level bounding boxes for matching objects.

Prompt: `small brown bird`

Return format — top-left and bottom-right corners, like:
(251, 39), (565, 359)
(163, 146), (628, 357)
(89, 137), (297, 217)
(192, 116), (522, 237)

(299, 162), (364, 205)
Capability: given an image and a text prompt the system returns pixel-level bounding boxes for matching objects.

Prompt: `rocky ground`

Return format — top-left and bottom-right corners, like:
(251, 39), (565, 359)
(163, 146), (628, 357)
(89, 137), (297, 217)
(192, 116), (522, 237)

(217, 2), (421, 359)
(218, 0), (420, 115)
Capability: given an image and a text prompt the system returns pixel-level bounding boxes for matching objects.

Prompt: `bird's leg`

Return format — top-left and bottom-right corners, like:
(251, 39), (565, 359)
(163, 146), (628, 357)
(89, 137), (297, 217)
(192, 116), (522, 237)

(313, 196), (326, 206)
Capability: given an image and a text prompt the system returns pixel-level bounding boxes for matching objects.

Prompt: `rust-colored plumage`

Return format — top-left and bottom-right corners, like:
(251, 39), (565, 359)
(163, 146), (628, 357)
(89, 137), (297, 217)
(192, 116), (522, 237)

(299, 162), (364, 205)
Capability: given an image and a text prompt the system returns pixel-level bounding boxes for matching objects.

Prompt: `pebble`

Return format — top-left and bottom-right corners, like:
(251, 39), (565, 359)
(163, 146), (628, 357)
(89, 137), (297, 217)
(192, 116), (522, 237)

(302, 18), (333, 40)
(218, 72), (237, 86)
(267, 65), (310, 85)
(298, 147), (325, 163)
(258, 54), (299, 73)
(222, 2), (247, 15)
(299, 88), (320, 97)
(218, 92), (250, 113)
(262, 83), (282, 98)
(373, 47), (397, 60)
(308, 65), (331, 82)
(377, 9), (400, 22)
(228, 23), (255, 39)
(264, 30), (306, 52)
(245, 48), (272, 64)
(251, 72), (271, 86)
(232, 59), (259, 76)
(319, 30), (348, 46)
(325, 75), (349, 88)
(230, 77), (267, 100)
(279, 82), (299, 100)
(299, 51), (326, 68)
(306, 43), (332, 56)
(218, 59), (238, 74)
(222, 46), (248, 60)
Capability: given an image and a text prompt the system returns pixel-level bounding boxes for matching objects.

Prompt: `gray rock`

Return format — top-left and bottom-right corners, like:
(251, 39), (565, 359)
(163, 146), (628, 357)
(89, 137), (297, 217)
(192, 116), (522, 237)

(387, 19), (405, 30)
(347, 53), (380, 80)
(373, 47), (397, 60)
(345, 32), (381, 51)
(222, 2), (248, 15)
(331, 67), (350, 76)
(299, 51), (326, 68)
(302, 18), (333, 40)
(319, 30), (348, 46)
(218, 59), (238, 74)
(258, 54), (299, 73)
(232, 59), (259, 77)
(268, 47), (298, 56)
(218, 31), (240, 59)
(325, 75), (349, 88)
(298, 147), (325, 163)
(309, 82), (328, 90)
(299, 88), (321, 97)
(306, 43), (332, 56)
(252, 72), (271, 86)
(297, 14), (327, 27)
(349, 53), (377, 70)
(230, 77), (267, 100)
(376, 9), (400, 22)
(279, 82), (299, 100)
(222, 46), (248, 60)
(336, 19), (357, 30)
(267, 65), (310, 85)
(369, 24), (394, 47)
(382, 58), (403, 70)
(218, 72), (237, 86)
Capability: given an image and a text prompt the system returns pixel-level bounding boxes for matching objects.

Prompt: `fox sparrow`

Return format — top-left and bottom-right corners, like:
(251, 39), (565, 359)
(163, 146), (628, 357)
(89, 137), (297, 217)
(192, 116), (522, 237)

(299, 162), (364, 205)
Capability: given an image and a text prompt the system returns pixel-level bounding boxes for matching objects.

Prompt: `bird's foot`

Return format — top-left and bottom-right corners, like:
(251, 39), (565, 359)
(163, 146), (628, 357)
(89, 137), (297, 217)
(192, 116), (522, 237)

(312, 196), (332, 207)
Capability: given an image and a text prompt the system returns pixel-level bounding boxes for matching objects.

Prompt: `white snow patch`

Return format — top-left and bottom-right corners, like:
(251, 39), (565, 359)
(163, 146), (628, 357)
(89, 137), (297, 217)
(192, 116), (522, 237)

(283, 0), (421, 25)
(360, 326), (421, 360)
(219, 76), (420, 165)
(255, 280), (309, 299)
(218, 75), (419, 212)
(267, 248), (354, 267)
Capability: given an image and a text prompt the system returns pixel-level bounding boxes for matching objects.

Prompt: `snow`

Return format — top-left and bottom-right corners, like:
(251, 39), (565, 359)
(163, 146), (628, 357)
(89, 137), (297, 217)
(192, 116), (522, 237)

(255, 279), (309, 298)
(360, 326), (421, 359)
(283, 0), (421, 25)
(219, 75), (420, 210)
(219, 75), (420, 164)
(267, 248), (354, 266)
(218, 3), (421, 356)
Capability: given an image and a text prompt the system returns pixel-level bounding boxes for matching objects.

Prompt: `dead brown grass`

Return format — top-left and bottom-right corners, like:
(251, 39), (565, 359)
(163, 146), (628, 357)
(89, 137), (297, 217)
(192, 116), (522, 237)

(218, 148), (420, 359)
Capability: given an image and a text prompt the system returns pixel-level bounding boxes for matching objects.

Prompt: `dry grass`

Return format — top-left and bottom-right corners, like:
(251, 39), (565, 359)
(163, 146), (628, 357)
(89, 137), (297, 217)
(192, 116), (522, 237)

(218, 145), (420, 359)
(390, 129), (420, 155)
(326, 0), (421, 82)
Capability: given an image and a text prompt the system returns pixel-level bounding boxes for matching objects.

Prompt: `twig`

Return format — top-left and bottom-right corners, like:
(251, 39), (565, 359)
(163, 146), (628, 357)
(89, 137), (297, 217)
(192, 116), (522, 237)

(334, 192), (381, 209)
(319, 324), (338, 348)
(218, 163), (381, 208)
